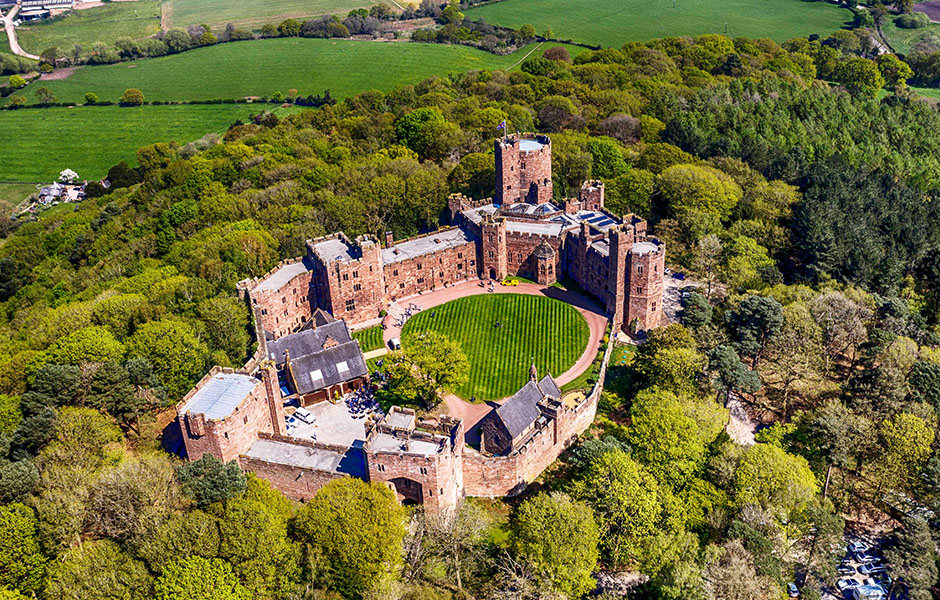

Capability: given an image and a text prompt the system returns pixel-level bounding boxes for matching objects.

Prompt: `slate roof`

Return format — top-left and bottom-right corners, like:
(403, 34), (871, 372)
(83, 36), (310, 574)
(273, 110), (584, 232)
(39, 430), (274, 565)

(382, 227), (476, 265)
(254, 258), (312, 292)
(534, 240), (555, 259)
(266, 320), (352, 366)
(179, 373), (260, 420)
(289, 340), (368, 395)
(492, 374), (561, 439)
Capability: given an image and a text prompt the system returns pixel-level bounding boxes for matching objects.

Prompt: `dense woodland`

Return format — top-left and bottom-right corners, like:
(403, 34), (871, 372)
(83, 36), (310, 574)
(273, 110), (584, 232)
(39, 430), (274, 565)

(2, 30), (940, 600)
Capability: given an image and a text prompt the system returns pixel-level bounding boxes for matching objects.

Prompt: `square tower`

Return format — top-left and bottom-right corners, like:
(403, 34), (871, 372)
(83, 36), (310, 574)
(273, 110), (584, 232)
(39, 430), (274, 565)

(495, 134), (553, 205)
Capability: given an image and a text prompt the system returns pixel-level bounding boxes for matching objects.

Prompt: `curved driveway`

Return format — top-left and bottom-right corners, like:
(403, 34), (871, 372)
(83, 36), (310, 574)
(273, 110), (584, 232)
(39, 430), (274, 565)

(2, 6), (40, 60)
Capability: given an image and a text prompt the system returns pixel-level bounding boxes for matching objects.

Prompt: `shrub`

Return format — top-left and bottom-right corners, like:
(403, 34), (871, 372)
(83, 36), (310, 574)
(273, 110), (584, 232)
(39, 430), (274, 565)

(84, 92), (98, 105)
(895, 12), (930, 28)
(543, 46), (572, 63)
(119, 88), (145, 106)
(8, 75), (26, 89)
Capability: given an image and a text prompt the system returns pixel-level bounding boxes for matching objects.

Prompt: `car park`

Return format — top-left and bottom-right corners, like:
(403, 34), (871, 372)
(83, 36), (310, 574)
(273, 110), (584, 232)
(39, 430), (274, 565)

(852, 583), (886, 600)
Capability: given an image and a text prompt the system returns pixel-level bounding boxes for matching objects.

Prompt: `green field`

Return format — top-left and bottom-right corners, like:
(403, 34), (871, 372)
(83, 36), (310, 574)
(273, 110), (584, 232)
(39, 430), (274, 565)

(0, 104), (283, 181)
(352, 326), (385, 352)
(165, 0), (396, 30)
(0, 183), (39, 213)
(466, 0), (854, 46)
(15, 0), (162, 55)
(401, 294), (590, 400)
(12, 38), (575, 104)
(882, 18), (940, 55)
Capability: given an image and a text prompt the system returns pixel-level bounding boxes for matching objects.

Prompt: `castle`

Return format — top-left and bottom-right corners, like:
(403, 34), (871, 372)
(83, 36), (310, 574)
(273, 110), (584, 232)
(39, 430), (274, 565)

(175, 133), (665, 514)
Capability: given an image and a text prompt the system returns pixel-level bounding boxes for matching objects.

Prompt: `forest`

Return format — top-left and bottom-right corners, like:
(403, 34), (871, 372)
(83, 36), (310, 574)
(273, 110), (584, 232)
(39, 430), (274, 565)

(1, 28), (940, 600)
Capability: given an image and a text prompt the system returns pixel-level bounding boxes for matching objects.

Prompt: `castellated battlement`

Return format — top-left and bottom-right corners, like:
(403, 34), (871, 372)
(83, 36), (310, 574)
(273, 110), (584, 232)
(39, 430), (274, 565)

(236, 256), (308, 295)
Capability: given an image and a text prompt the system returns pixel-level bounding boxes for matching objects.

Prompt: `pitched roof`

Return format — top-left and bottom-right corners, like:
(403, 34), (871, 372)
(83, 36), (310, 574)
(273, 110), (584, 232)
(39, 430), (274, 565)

(266, 320), (352, 366)
(491, 373), (561, 439)
(534, 240), (556, 259)
(289, 340), (368, 395)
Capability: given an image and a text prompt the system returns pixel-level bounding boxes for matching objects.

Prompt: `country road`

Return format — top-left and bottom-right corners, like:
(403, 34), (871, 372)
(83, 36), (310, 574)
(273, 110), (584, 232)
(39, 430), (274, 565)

(1, 6), (41, 60)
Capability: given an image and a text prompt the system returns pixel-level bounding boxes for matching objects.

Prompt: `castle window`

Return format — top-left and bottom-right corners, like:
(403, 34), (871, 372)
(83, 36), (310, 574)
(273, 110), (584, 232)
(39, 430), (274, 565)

(261, 309), (267, 315)
(488, 251), (494, 258)
(428, 489), (433, 497)
(353, 283), (362, 291)
(345, 299), (356, 312)
(457, 263), (463, 270)
(282, 297), (287, 304)
(377, 464), (385, 472)
(243, 416), (248, 424)
(417, 277), (425, 284)
(417, 263), (423, 270)
(507, 252), (512, 261)
(393, 269), (399, 277)
(637, 265), (644, 273)
(548, 265), (553, 273)
(224, 432), (229, 439)
(652, 302), (657, 311)
(420, 467), (428, 475)
(521, 162), (526, 170)
(400, 283), (405, 289)
(353, 271), (358, 278)
(636, 287), (643, 294)
(458, 252), (463, 259)
(470, 260), (475, 266)
(343, 273), (349, 281)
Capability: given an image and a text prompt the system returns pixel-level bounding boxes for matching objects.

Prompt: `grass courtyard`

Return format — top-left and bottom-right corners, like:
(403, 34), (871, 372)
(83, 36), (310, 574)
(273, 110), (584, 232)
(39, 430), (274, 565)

(466, 0), (854, 46)
(401, 294), (590, 401)
(15, 0), (163, 55)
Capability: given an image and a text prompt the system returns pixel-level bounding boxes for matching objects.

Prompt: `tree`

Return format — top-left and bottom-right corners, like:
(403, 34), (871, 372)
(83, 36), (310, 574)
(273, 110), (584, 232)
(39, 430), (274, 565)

(627, 388), (725, 488)
(885, 515), (938, 600)
(875, 412), (934, 491)
(34, 86), (56, 105)
(126, 320), (208, 400)
(293, 478), (406, 598)
(570, 449), (672, 568)
(877, 53), (914, 90)
(909, 360), (940, 411)
(89, 361), (146, 431)
(733, 443), (818, 523)
(809, 290), (871, 373)
(8, 75), (26, 89)
(0, 503), (46, 597)
(709, 344), (761, 406)
(209, 476), (298, 598)
(682, 291), (713, 329)
(394, 107), (460, 160)
(658, 164), (742, 240)
(0, 460), (39, 503)
(804, 401), (874, 498)
(726, 295), (784, 368)
(835, 57), (885, 97)
(384, 331), (468, 409)
(511, 492), (599, 599)
(46, 540), (153, 600)
(703, 540), (779, 600)
(761, 302), (824, 418)
(417, 501), (489, 591)
(694, 235), (722, 299)
(49, 325), (125, 365)
(278, 18), (302, 36)
(517, 23), (537, 41)
(634, 324), (708, 395)
(8, 95), (25, 108)
(59, 168), (79, 183)
(154, 557), (250, 600)
(177, 453), (247, 507)
(120, 88), (145, 106)
(84, 92), (98, 105)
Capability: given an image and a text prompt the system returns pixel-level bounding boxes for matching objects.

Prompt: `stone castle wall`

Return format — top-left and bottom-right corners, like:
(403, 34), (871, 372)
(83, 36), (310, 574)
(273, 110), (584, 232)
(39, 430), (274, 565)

(384, 230), (478, 301)
(240, 258), (313, 340)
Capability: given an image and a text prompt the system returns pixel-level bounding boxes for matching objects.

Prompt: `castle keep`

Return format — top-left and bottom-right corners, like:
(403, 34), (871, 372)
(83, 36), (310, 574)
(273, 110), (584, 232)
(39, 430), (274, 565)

(176, 134), (665, 514)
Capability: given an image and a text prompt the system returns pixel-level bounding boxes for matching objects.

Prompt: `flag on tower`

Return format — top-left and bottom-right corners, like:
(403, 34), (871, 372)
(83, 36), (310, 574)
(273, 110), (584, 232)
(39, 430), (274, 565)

(497, 120), (506, 130)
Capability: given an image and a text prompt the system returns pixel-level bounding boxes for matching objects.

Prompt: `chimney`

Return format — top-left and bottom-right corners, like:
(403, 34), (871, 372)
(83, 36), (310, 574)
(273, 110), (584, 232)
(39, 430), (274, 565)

(385, 231), (394, 247)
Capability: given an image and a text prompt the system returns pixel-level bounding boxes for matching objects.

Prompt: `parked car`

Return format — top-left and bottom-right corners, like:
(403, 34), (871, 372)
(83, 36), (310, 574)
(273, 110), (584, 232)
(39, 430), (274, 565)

(859, 563), (886, 576)
(848, 541), (870, 556)
(856, 550), (879, 564)
(293, 407), (315, 424)
(873, 574), (892, 589)
(852, 583), (886, 600)
(389, 337), (401, 350)
(787, 582), (799, 597)
(500, 278), (518, 286)
(837, 579), (860, 593)
(837, 563), (857, 575)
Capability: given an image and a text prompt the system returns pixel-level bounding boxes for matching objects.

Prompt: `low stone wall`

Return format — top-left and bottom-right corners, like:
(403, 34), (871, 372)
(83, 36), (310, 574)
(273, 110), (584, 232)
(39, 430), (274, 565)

(239, 454), (346, 502)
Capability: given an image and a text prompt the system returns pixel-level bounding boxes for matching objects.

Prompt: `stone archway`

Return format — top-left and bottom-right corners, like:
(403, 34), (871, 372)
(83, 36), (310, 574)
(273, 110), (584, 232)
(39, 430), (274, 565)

(387, 477), (424, 506)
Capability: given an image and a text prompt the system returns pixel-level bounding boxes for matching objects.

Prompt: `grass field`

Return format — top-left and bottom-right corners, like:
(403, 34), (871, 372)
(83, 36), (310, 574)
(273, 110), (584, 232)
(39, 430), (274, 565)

(15, 0), (162, 55)
(165, 0), (396, 30)
(11, 38), (576, 105)
(466, 0), (854, 46)
(0, 104), (284, 182)
(882, 18), (940, 55)
(352, 326), (385, 352)
(0, 183), (39, 213)
(401, 294), (589, 400)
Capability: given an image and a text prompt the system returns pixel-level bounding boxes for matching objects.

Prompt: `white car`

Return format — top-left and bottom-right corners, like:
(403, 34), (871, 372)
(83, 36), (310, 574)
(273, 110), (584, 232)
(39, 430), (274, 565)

(293, 407), (315, 424)
(837, 579), (859, 593)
